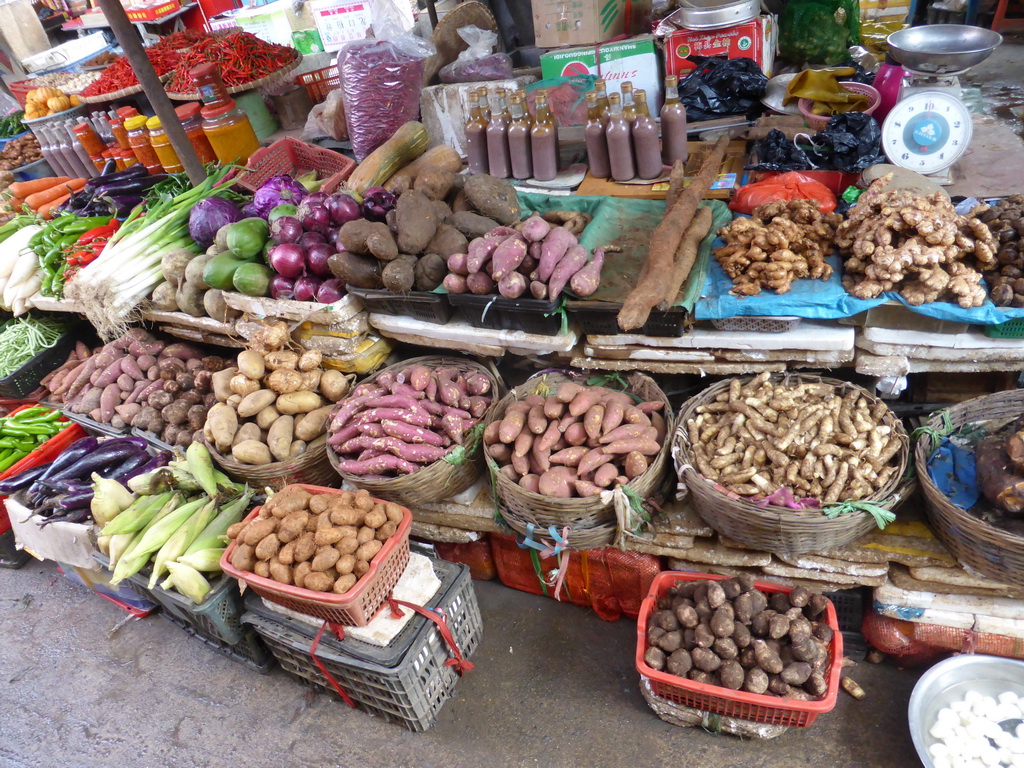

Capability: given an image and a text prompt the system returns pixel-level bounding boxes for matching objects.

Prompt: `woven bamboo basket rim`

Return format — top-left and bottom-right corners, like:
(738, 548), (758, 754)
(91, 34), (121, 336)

(166, 53), (302, 100)
(207, 433), (335, 487)
(674, 372), (910, 520)
(484, 370), (674, 539)
(499, 501), (618, 548)
(327, 355), (502, 501)
(79, 73), (171, 103)
(913, 390), (1024, 560)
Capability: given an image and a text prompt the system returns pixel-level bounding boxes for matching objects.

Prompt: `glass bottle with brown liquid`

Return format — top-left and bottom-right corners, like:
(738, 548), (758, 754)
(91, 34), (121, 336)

(507, 92), (533, 180)
(605, 93), (635, 182)
(530, 89), (559, 182)
(486, 89), (511, 179)
(595, 78), (611, 123)
(477, 87), (491, 122)
(621, 81), (637, 122)
(632, 90), (662, 180)
(584, 91), (611, 179)
(661, 75), (688, 166)
(465, 91), (489, 175)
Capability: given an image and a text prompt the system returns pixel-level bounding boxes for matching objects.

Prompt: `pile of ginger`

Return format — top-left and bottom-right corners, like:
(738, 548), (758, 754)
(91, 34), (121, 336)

(714, 200), (841, 295)
(837, 175), (997, 308)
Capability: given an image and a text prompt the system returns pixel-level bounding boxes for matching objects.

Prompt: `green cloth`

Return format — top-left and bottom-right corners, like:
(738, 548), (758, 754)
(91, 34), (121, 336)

(517, 192), (730, 310)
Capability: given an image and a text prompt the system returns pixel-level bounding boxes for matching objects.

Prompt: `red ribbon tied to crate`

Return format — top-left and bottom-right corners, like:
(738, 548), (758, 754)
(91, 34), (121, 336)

(387, 599), (475, 676)
(310, 621), (357, 708)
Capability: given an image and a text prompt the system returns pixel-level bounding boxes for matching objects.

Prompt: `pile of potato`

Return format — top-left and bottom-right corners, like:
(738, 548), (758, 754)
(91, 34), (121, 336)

(227, 486), (404, 595)
(644, 576), (834, 701)
(328, 363), (493, 477)
(485, 381), (666, 498)
(204, 321), (353, 466)
(685, 373), (903, 502)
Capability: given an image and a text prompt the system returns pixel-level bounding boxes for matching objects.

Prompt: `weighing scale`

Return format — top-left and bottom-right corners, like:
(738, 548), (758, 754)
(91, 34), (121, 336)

(881, 24), (1002, 181)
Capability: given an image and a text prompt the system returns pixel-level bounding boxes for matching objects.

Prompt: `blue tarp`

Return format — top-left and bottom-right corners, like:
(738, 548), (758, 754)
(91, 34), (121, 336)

(928, 437), (980, 511)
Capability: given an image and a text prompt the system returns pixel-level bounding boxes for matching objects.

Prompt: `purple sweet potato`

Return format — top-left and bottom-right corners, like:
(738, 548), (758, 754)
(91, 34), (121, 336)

(491, 235), (528, 281)
(537, 227), (577, 282)
(381, 418), (444, 446)
(443, 274), (468, 294)
(447, 253), (469, 276)
(466, 271), (495, 295)
(521, 214), (552, 243)
(370, 437), (447, 464)
(569, 246), (605, 298)
(336, 454), (420, 476)
(99, 383), (121, 423)
(530, 281), (548, 300)
(498, 271), (527, 299)
(548, 244), (589, 300)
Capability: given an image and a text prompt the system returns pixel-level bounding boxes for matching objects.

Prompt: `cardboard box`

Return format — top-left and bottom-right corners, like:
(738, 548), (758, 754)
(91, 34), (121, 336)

(532, 0), (633, 47)
(310, 0), (373, 51)
(420, 76), (537, 158)
(664, 15), (777, 79)
(539, 35), (663, 115)
(8, 495), (98, 570)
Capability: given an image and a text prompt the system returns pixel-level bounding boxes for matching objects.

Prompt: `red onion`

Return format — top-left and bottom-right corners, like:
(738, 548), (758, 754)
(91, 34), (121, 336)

(268, 243), (307, 278)
(269, 275), (296, 300)
(294, 275), (322, 302)
(326, 193), (362, 226)
(298, 231), (326, 249)
(316, 278), (345, 304)
(299, 204), (331, 235)
(270, 215), (303, 245)
(362, 186), (396, 221)
(306, 243), (334, 278)
(304, 192), (328, 208)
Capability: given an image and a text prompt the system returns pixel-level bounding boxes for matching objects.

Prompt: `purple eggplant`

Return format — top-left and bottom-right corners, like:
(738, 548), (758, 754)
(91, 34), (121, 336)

(30, 437), (98, 492)
(47, 438), (149, 484)
(0, 462), (51, 494)
(97, 450), (150, 480)
(118, 452), (171, 484)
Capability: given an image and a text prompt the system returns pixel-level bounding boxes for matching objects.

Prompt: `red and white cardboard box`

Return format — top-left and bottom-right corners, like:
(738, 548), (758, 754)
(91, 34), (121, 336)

(664, 15), (778, 79)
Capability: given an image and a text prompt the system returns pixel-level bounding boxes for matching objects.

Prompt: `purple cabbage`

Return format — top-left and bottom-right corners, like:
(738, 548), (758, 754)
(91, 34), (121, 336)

(188, 198), (243, 249)
(252, 174), (309, 218)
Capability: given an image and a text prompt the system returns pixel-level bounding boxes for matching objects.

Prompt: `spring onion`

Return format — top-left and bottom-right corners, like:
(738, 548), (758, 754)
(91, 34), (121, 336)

(0, 315), (65, 377)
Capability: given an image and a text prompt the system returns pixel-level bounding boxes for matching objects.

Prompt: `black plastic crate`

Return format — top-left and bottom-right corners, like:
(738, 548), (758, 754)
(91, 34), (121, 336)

(243, 559), (482, 731)
(0, 529), (30, 568)
(161, 610), (274, 674)
(566, 300), (687, 337)
(447, 293), (563, 335)
(347, 286), (452, 325)
(825, 588), (867, 661)
(0, 329), (76, 398)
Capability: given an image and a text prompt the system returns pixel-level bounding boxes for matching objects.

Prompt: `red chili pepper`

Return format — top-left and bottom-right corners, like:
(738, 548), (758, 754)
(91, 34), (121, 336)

(75, 221), (116, 245)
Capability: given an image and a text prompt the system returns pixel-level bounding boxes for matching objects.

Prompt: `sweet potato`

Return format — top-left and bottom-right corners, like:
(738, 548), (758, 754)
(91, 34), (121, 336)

(593, 462), (618, 488)
(491, 235), (528, 281)
(603, 438), (661, 456)
(497, 271), (527, 299)
(336, 454), (420, 476)
(537, 227), (577, 283)
(521, 214), (552, 243)
(466, 271), (495, 295)
(466, 235), (503, 274)
(381, 418), (443, 447)
(624, 451), (648, 479)
(548, 244), (589, 300)
(564, 422), (587, 446)
(498, 409), (527, 444)
(538, 467), (575, 498)
(443, 273), (468, 293)
(569, 247), (604, 298)
(447, 252), (470, 276)
(578, 447), (614, 475)
(530, 281), (548, 300)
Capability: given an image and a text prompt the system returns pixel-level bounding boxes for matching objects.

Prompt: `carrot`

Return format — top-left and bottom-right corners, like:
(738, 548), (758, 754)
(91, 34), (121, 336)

(8, 176), (71, 198)
(25, 178), (86, 210)
(6, 197), (24, 211)
(39, 192), (72, 220)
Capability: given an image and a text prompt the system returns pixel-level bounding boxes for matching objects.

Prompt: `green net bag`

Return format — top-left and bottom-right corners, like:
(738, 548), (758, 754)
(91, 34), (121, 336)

(779, 0), (861, 65)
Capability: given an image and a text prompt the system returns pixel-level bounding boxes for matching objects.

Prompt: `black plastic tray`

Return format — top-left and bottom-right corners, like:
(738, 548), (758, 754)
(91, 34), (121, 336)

(565, 300), (687, 337)
(347, 286), (452, 325)
(447, 293), (563, 336)
(0, 330), (76, 398)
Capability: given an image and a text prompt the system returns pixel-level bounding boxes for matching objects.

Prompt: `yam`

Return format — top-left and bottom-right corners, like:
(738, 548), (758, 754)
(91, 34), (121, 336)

(339, 220), (398, 261)
(426, 224), (468, 259)
(328, 251), (383, 289)
(463, 175), (521, 226)
(382, 255), (417, 293)
(447, 211), (500, 240)
(414, 253), (447, 291)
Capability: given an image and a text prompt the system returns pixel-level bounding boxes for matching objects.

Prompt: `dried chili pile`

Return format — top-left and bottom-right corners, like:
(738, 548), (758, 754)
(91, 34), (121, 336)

(165, 31), (297, 93)
(80, 49), (181, 96)
(149, 28), (208, 52)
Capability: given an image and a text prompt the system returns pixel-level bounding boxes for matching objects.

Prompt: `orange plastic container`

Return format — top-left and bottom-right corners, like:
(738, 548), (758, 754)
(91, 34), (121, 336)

(220, 484), (411, 626)
(636, 570), (843, 728)
(232, 137), (355, 194)
(0, 406), (86, 535)
(295, 66), (341, 105)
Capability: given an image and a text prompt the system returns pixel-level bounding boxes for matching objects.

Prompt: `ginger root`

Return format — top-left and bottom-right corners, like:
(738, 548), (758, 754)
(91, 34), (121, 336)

(838, 175), (998, 308)
(713, 200), (840, 296)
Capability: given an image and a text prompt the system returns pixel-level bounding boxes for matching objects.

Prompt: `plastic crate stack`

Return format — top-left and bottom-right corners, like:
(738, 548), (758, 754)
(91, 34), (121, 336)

(243, 557), (482, 732)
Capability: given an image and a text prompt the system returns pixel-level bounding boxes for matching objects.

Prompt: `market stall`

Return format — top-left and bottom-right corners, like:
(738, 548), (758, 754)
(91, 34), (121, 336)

(1, 0), (1024, 756)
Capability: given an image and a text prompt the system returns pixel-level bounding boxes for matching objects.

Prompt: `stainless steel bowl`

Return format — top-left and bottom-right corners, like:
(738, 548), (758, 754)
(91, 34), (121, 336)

(675, 0), (759, 30)
(887, 24), (1003, 75)
(909, 655), (1024, 768)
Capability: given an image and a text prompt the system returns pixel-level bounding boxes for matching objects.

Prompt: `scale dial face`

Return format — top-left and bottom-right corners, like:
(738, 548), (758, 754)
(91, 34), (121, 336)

(881, 90), (973, 175)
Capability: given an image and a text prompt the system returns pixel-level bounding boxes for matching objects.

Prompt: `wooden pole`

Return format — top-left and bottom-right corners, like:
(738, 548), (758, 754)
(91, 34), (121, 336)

(94, 0), (206, 186)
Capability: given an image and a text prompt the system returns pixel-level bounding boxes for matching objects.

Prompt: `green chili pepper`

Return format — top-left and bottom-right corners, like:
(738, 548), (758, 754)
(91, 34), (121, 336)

(0, 452), (23, 473)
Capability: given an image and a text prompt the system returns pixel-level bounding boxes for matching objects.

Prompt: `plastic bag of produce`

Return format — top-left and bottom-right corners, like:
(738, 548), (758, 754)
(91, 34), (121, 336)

(730, 172), (838, 214)
(338, 0), (435, 162)
(439, 26), (513, 84)
(779, 0), (861, 66)
(524, 75), (597, 128)
(810, 112), (885, 172)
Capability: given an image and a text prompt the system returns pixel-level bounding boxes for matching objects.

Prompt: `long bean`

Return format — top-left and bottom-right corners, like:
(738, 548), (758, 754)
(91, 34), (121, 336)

(0, 315), (65, 377)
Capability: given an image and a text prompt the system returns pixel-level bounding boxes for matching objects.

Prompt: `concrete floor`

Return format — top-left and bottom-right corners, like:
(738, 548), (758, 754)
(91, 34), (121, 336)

(962, 34), (1024, 137)
(1, 560), (924, 768)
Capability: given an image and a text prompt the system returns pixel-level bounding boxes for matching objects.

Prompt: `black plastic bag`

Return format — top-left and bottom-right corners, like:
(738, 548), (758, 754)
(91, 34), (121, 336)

(747, 128), (815, 172)
(809, 112), (885, 172)
(677, 57), (768, 122)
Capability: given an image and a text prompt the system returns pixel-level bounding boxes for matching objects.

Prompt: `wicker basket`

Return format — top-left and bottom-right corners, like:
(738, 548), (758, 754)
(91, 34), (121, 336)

(485, 371), (674, 550)
(327, 356), (501, 506)
(674, 373), (912, 556)
(914, 389), (1024, 588)
(208, 434), (337, 490)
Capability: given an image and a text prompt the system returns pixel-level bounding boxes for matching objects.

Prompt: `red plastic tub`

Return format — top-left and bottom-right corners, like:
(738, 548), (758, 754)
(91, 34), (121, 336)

(232, 137), (355, 194)
(636, 570), (843, 728)
(221, 484), (411, 626)
(0, 406), (86, 535)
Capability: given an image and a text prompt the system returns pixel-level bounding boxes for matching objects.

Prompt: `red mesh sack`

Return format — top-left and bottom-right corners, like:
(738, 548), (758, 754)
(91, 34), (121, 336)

(434, 538), (497, 581)
(911, 623), (1024, 660)
(861, 609), (947, 666)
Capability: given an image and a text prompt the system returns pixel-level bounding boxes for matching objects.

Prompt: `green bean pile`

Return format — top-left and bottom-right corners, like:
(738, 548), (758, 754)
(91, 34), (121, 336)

(0, 315), (66, 377)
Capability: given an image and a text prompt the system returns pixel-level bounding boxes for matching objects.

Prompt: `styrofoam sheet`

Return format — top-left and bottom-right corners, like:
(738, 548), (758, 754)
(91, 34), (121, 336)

(584, 344), (852, 364)
(369, 313), (578, 355)
(855, 351), (1024, 375)
(863, 325), (1024, 349)
(874, 602), (1024, 639)
(875, 583), (1024, 621)
(586, 321), (854, 351)
(858, 336), (1024, 361)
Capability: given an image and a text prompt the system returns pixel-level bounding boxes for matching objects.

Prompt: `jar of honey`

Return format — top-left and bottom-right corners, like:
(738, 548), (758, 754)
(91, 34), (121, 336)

(123, 115), (163, 174)
(146, 116), (183, 173)
(174, 102), (217, 165)
(200, 99), (260, 165)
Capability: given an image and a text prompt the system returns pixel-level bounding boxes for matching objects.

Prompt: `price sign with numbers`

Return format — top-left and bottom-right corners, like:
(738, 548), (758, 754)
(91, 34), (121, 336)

(881, 90), (973, 176)
(311, 0), (372, 51)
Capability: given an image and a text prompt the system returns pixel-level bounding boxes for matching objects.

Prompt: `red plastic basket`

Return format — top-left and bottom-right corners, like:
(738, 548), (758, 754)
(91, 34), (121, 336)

(220, 484), (411, 626)
(8, 80), (35, 108)
(0, 406), (86, 535)
(636, 571), (843, 728)
(233, 137), (355, 194)
(295, 66), (341, 105)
